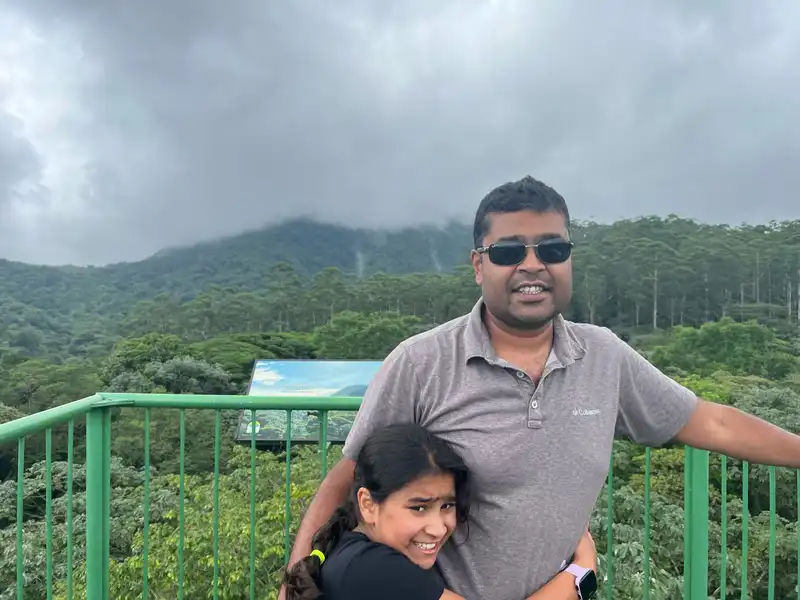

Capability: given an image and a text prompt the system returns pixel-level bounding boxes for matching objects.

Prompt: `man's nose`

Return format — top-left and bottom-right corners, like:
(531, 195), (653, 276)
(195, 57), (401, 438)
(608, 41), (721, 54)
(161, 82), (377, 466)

(518, 246), (545, 271)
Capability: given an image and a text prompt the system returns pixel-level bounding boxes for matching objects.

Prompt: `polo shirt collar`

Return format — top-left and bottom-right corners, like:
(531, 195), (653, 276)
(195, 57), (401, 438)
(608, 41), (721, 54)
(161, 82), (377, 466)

(464, 297), (586, 368)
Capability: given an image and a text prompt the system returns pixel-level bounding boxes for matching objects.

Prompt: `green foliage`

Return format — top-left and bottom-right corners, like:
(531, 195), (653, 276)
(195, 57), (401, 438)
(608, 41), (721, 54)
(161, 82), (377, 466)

(0, 361), (103, 415)
(101, 333), (189, 385)
(649, 318), (799, 381)
(0, 457), (158, 600)
(0, 404), (25, 426)
(673, 373), (734, 404)
(189, 333), (318, 386)
(591, 481), (687, 599)
(315, 310), (424, 359)
(49, 445), (338, 600)
(106, 353), (242, 475)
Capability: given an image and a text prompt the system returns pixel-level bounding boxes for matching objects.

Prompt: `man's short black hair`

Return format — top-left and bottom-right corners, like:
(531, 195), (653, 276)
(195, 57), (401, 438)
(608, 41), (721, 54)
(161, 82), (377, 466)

(472, 175), (571, 248)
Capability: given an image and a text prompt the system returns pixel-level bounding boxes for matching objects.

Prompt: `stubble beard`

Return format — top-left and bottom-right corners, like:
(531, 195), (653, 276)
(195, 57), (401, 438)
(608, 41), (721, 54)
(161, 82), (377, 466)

(505, 308), (558, 331)
(486, 301), (559, 334)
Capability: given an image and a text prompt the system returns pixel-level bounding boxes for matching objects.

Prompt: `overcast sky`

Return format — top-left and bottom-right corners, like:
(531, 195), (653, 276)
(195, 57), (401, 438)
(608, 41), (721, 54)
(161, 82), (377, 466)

(1, 1), (798, 266)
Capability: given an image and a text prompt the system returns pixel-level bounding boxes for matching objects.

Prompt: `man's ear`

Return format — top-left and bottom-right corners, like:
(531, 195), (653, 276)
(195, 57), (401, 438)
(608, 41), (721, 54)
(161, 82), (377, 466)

(470, 250), (483, 285)
(356, 487), (378, 525)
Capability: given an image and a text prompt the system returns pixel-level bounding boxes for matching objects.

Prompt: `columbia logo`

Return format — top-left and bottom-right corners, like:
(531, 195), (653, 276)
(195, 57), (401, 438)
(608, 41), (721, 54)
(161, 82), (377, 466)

(572, 408), (600, 416)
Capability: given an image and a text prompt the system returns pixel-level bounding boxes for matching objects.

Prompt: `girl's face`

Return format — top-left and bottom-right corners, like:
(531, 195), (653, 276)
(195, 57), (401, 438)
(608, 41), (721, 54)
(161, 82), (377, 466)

(357, 472), (458, 570)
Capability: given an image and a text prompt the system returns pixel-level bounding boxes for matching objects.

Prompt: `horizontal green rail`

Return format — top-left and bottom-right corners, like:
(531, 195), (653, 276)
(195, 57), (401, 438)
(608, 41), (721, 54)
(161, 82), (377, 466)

(0, 394), (364, 444)
(95, 392), (365, 411)
(0, 393), (798, 599)
(0, 394), (100, 441)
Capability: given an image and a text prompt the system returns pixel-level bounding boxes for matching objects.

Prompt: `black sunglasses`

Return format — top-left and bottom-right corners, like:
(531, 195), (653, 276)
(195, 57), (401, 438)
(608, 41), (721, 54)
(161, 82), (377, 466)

(475, 239), (574, 266)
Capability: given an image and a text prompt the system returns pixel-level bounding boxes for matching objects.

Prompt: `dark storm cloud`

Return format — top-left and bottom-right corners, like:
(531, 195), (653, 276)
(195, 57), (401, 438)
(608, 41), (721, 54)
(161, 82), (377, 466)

(1, 0), (798, 265)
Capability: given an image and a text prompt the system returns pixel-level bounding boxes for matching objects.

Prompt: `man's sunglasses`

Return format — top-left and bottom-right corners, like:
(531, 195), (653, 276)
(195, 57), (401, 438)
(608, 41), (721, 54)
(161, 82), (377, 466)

(475, 239), (574, 266)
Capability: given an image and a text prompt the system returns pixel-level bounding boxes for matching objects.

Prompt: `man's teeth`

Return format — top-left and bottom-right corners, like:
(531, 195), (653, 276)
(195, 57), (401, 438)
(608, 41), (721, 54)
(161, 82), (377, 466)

(414, 542), (437, 550)
(517, 285), (544, 294)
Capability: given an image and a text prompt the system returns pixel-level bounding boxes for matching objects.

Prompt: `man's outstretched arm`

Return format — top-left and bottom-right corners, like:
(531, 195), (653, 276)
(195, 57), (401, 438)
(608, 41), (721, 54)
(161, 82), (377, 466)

(675, 400), (800, 468)
(278, 458), (355, 599)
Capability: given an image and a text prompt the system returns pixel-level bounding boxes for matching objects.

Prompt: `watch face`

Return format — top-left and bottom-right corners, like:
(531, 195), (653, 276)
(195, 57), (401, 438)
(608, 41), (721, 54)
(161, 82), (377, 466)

(579, 570), (598, 599)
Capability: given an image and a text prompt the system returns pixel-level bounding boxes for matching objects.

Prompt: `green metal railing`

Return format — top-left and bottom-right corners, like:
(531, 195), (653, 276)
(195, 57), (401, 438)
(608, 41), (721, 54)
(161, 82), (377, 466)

(0, 392), (796, 599)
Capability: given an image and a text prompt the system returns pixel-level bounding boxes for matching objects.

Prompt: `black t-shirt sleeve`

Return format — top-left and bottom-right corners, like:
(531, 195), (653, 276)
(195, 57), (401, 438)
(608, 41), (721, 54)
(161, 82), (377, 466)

(340, 545), (446, 600)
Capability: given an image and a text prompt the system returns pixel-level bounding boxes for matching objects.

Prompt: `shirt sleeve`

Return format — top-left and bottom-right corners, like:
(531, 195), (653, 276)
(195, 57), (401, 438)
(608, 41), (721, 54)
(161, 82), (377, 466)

(342, 342), (421, 461)
(340, 545), (446, 600)
(613, 334), (699, 446)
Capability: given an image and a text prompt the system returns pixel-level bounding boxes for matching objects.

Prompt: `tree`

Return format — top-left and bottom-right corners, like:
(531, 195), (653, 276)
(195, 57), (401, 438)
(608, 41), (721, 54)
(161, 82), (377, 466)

(314, 311), (423, 359)
(101, 333), (189, 385)
(649, 318), (799, 380)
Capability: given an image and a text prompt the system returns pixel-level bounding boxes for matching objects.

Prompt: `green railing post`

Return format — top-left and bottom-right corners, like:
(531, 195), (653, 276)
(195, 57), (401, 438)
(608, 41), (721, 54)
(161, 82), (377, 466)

(683, 446), (710, 599)
(683, 447), (692, 594)
(86, 407), (112, 600)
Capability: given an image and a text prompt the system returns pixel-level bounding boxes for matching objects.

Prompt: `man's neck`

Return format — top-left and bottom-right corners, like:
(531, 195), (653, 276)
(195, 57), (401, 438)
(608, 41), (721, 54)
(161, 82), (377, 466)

(483, 309), (555, 356)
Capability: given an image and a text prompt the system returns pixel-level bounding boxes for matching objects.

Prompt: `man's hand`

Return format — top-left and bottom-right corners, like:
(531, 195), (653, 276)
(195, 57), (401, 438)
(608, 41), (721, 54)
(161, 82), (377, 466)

(276, 459), (355, 600)
(675, 399), (800, 468)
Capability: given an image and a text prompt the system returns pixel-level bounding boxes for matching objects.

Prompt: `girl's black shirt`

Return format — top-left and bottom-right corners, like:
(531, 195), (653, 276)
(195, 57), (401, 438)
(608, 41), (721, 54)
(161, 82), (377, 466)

(320, 532), (447, 600)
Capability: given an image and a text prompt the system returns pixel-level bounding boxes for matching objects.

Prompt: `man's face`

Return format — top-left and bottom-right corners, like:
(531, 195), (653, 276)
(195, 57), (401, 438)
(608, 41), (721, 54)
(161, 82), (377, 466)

(470, 210), (573, 331)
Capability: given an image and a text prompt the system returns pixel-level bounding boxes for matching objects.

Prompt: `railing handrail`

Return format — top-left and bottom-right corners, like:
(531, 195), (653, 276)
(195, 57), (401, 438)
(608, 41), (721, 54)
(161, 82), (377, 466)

(0, 393), (101, 443)
(96, 392), (365, 411)
(0, 393), (365, 444)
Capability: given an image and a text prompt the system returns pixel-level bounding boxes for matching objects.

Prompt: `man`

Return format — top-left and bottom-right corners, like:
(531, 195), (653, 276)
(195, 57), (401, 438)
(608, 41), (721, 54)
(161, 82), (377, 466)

(280, 176), (800, 600)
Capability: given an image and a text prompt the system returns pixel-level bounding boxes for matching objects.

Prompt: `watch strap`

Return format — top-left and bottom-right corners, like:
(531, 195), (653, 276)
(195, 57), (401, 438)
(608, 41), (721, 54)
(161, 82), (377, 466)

(565, 564), (591, 599)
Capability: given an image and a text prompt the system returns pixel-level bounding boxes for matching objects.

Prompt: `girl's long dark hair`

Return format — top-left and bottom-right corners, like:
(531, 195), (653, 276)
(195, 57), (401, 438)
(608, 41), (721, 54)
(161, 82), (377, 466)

(283, 423), (472, 599)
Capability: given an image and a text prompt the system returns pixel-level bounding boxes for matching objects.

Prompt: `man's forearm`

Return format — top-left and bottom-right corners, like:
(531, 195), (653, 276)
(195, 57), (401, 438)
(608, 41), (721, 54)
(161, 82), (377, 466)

(677, 400), (800, 468)
(718, 405), (800, 468)
(287, 458), (355, 566)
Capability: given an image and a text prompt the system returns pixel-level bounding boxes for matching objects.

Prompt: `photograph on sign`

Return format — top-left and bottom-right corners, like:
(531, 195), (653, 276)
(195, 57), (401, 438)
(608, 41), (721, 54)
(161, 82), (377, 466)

(234, 359), (381, 443)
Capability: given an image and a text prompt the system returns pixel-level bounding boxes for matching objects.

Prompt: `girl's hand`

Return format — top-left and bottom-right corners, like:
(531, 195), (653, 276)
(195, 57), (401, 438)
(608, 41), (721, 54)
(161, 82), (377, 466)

(573, 528), (597, 572)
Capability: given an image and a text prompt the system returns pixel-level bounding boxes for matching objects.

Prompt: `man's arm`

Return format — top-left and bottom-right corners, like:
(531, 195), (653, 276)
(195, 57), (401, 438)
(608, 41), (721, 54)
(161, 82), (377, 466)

(675, 400), (800, 468)
(612, 330), (800, 467)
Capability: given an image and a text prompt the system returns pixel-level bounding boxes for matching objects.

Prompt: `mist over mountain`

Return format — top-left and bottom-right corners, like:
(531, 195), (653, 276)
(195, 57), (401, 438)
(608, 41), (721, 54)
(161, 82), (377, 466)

(0, 217), (472, 307)
(0, 218), (474, 361)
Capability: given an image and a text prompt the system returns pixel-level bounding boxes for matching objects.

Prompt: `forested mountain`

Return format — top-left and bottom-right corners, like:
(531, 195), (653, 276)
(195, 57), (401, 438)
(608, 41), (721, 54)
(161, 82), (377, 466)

(0, 217), (469, 313)
(2, 215), (800, 365)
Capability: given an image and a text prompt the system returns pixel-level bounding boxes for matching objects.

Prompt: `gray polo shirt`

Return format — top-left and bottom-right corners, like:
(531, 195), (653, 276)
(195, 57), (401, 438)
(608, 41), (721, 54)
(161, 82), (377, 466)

(342, 298), (698, 600)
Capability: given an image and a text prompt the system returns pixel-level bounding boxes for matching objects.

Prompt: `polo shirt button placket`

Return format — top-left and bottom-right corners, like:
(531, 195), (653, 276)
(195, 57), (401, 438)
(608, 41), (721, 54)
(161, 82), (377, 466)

(528, 391), (542, 428)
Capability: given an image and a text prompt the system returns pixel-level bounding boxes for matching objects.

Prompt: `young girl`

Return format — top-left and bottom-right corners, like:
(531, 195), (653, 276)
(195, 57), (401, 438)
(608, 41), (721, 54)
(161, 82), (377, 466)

(283, 423), (597, 599)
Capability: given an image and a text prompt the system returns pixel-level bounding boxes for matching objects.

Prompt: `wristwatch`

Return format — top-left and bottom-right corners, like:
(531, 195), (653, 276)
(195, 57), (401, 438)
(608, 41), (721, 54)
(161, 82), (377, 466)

(564, 564), (597, 599)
